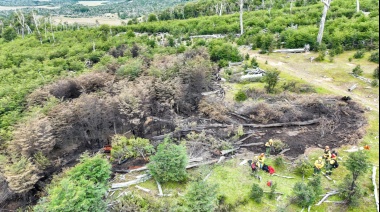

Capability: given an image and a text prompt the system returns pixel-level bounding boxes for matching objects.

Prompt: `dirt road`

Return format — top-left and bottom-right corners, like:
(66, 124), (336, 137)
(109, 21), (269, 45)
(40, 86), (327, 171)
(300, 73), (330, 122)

(241, 48), (379, 112)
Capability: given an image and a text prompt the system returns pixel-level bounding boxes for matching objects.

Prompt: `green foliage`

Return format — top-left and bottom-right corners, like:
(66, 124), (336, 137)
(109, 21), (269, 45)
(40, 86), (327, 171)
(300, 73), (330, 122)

(307, 175), (323, 196)
(292, 182), (316, 208)
(208, 40), (242, 65)
(183, 180), (218, 212)
(294, 159), (314, 178)
(272, 139), (287, 152)
(339, 175), (363, 207)
(250, 57), (259, 68)
(316, 43), (327, 61)
(234, 90), (248, 102)
(148, 138), (188, 183)
(263, 70), (281, 93)
(148, 14), (158, 22)
(268, 182), (278, 200)
(34, 153), (111, 212)
(33, 151), (50, 169)
(2, 27), (17, 42)
(371, 79), (379, 87)
(111, 135), (155, 163)
(116, 58), (143, 80)
(373, 66), (379, 79)
(369, 51), (379, 63)
(274, 156), (285, 169)
(353, 50), (365, 59)
(250, 183), (264, 203)
(352, 65), (363, 76)
(345, 151), (371, 182)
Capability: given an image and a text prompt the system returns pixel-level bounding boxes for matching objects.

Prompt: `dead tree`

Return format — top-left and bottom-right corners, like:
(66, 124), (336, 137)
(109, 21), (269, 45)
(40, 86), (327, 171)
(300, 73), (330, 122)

(239, 0), (244, 35)
(15, 10), (26, 38)
(49, 16), (55, 43)
(32, 12), (42, 44)
(317, 0), (332, 45)
(356, 0), (360, 13)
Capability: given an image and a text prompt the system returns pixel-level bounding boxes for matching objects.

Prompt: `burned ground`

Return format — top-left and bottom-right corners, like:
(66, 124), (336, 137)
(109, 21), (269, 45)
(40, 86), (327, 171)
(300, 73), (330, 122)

(0, 48), (367, 210)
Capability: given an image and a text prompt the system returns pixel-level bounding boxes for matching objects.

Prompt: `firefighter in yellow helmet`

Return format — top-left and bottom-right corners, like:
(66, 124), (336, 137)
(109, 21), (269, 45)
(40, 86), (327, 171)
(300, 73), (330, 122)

(257, 153), (266, 169)
(323, 146), (331, 163)
(326, 154), (338, 175)
(314, 157), (325, 175)
(265, 139), (274, 157)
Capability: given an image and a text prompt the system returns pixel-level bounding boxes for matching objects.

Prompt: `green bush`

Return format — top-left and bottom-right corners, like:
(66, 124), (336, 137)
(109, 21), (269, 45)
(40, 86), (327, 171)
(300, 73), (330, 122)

(250, 57), (259, 68)
(292, 182), (316, 208)
(2, 27), (17, 42)
(274, 156), (285, 169)
(148, 138), (188, 183)
(371, 80), (379, 87)
(353, 50), (365, 59)
(369, 51), (379, 63)
(234, 90), (248, 102)
(268, 182), (278, 200)
(183, 180), (218, 211)
(373, 66), (379, 79)
(263, 70), (281, 93)
(352, 65), (363, 76)
(294, 159), (314, 178)
(339, 175), (363, 207)
(250, 183), (264, 203)
(111, 135), (155, 164)
(307, 175), (322, 196)
(34, 153), (111, 212)
(116, 59), (143, 80)
(208, 40), (242, 63)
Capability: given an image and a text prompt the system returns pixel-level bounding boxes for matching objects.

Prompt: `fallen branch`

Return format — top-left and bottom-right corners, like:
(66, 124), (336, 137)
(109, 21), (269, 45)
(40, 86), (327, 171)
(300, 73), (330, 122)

(323, 201), (346, 204)
(128, 166), (148, 173)
(217, 156), (226, 164)
(272, 174), (295, 179)
(201, 90), (219, 96)
(372, 166), (379, 212)
(242, 119), (320, 128)
(235, 134), (257, 145)
(204, 171), (213, 181)
(186, 159), (219, 169)
(315, 191), (339, 206)
(278, 148), (291, 155)
(239, 159), (248, 166)
(135, 185), (151, 193)
(221, 148), (240, 155)
(348, 84), (357, 92)
(156, 180), (163, 196)
(321, 172), (333, 181)
(189, 157), (204, 163)
(263, 191), (284, 195)
(111, 175), (151, 189)
(229, 112), (251, 121)
(240, 142), (264, 147)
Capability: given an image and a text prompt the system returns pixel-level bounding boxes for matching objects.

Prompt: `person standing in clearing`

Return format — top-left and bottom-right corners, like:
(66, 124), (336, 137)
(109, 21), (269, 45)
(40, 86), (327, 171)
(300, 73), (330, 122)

(314, 157), (325, 175)
(265, 139), (274, 157)
(326, 154), (338, 175)
(322, 146), (331, 163)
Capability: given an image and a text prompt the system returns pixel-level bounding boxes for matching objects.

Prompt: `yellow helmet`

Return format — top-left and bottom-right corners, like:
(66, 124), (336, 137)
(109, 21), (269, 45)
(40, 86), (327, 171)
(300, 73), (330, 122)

(318, 157), (322, 160)
(269, 139), (273, 143)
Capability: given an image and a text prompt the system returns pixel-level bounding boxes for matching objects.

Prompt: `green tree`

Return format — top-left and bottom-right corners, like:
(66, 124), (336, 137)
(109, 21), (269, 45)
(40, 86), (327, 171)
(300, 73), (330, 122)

(339, 151), (371, 207)
(250, 183), (264, 203)
(263, 70), (281, 93)
(183, 180), (218, 212)
(148, 14), (158, 22)
(111, 135), (155, 163)
(2, 27), (17, 42)
(34, 153), (111, 212)
(292, 182), (316, 208)
(148, 138), (188, 183)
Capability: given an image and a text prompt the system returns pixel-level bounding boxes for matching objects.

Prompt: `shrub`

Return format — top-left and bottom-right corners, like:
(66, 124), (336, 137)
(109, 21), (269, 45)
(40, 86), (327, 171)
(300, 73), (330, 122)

(272, 139), (287, 152)
(307, 175), (322, 196)
(148, 138), (188, 183)
(373, 66), (379, 79)
(353, 50), (365, 59)
(111, 135), (155, 164)
(268, 182), (278, 200)
(245, 53), (250, 60)
(250, 183), (264, 203)
(34, 153), (111, 212)
(116, 59), (143, 80)
(315, 43), (327, 61)
(250, 57), (259, 67)
(234, 90), (248, 102)
(183, 180), (218, 212)
(369, 51), (379, 63)
(352, 65), (363, 76)
(292, 182), (316, 208)
(294, 159), (314, 178)
(208, 40), (242, 63)
(339, 175), (363, 207)
(371, 80), (379, 87)
(274, 156), (285, 168)
(263, 70), (281, 93)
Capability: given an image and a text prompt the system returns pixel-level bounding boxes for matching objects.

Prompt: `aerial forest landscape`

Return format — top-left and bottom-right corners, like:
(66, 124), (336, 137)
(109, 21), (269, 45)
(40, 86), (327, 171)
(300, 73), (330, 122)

(0, 0), (378, 211)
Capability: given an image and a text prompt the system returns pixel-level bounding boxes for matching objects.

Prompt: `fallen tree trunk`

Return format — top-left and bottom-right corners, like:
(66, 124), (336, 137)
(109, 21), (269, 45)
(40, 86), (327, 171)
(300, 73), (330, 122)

(135, 185), (151, 193)
(315, 191), (339, 206)
(239, 159), (248, 166)
(372, 166), (379, 212)
(235, 134), (258, 145)
(240, 142), (264, 147)
(229, 112), (251, 121)
(156, 180), (163, 196)
(321, 172), (333, 181)
(242, 118), (320, 128)
(263, 191), (284, 195)
(186, 159), (219, 169)
(112, 175), (152, 189)
(217, 156), (226, 164)
(278, 148), (291, 155)
(221, 148), (240, 155)
(348, 84), (357, 92)
(273, 48), (305, 53)
(272, 174), (295, 179)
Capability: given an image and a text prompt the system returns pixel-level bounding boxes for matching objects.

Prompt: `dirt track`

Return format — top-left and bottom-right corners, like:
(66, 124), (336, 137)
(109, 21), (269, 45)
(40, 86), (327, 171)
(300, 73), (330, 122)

(241, 49), (379, 113)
